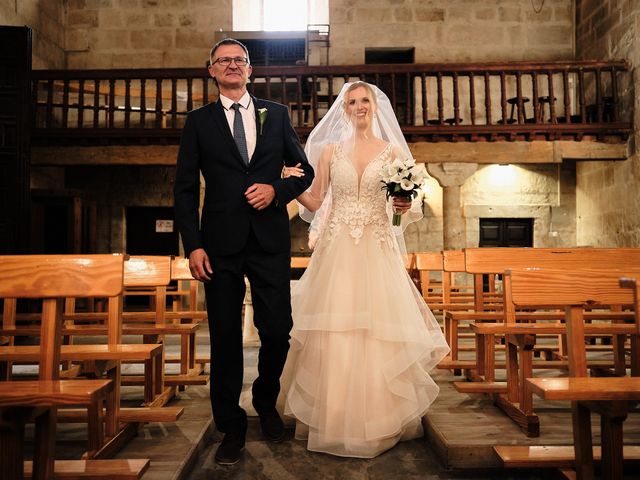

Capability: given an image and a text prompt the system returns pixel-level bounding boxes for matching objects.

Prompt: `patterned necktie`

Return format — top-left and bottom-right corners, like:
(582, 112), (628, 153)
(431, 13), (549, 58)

(231, 103), (250, 165)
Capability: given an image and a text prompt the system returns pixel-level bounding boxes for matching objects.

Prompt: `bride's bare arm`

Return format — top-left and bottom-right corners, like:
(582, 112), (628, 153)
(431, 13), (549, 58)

(296, 144), (333, 213)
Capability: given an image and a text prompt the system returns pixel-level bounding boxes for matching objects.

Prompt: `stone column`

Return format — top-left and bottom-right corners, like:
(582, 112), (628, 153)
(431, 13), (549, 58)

(427, 163), (478, 250)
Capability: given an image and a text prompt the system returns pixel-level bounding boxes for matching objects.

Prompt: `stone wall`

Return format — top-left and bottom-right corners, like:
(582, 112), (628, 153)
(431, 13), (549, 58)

(463, 162), (576, 247)
(64, 165), (176, 253)
(64, 0), (231, 69)
(330, 0), (574, 64)
(575, 0), (640, 246)
(0, 0), (65, 68)
(5, 0), (574, 68)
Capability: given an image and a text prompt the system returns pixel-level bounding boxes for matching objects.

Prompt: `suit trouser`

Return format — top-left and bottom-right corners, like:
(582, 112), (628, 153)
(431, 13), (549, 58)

(204, 229), (292, 433)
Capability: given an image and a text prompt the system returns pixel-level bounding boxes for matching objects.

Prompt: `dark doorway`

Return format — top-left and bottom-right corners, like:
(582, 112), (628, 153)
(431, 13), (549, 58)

(479, 218), (533, 292)
(126, 206), (179, 256)
(0, 26), (31, 253)
(365, 48), (414, 64)
(30, 191), (97, 254)
(241, 38), (307, 66)
(479, 218), (533, 248)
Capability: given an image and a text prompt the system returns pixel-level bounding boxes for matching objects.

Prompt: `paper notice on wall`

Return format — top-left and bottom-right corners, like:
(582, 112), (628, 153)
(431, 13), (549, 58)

(155, 220), (174, 233)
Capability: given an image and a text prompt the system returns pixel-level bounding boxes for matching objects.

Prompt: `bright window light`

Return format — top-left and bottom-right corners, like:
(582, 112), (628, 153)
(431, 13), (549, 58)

(233, 0), (328, 31)
(264, 0), (308, 30)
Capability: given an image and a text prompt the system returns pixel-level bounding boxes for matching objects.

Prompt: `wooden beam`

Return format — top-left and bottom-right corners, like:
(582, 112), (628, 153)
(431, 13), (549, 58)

(409, 140), (628, 164)
(32, 139), (629, 167)
(557, 140), (629, 160)
(32, 146), (179, 166)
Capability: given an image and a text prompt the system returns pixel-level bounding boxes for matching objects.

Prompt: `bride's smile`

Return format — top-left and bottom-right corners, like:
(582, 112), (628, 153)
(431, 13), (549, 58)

(345, 86), (374, 130)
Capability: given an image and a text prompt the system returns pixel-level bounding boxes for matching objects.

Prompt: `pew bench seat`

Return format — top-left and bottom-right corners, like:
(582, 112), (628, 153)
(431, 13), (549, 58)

(470, 322), (637, 335)
(440, 357), (628, 371)
(121, 373), (209, 387)
(0, 344), (162, 362)
(57, 406), (184, 423)
(460, 377), (640, 397)
(0, 379), (113, 459)
(0, 323), (199, 337)
(446, 310), (634, 322)
(494, 445), (640, 469)
(24, 459), (150, 479)
(527, 377), (640, 401)
(6, 311), (208, 323)
(0, 380), (112, 408)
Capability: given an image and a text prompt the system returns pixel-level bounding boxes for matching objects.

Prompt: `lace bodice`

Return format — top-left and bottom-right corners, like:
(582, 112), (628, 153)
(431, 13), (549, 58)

(321, 143), (394, 246)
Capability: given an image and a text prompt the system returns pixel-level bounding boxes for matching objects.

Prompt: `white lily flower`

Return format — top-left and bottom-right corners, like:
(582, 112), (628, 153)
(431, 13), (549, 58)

(400, 178), (414, 190)
(391, 158), (404, 169)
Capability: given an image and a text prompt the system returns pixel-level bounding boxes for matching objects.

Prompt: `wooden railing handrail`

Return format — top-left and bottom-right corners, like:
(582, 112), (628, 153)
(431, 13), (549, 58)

(31, 59), (633, 145)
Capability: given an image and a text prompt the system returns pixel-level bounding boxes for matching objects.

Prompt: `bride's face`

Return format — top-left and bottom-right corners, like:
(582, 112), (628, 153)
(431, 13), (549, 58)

(345, 86), (375, 130)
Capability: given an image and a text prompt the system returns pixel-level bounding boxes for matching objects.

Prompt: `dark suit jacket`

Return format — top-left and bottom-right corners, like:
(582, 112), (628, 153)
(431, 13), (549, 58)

(174, 96), (314, 257)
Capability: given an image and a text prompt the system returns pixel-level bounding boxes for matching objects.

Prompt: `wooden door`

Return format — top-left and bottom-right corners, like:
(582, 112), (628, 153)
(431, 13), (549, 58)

(0, 26), (31, 253)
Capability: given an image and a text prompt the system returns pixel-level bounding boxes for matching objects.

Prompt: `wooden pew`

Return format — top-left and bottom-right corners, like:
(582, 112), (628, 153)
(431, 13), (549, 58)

(0, 254), (149, 480)
(0, 257), (182, 453)
(118, 256), (208, 401)
(494, 268), (640, 480)
(291, 256), (311, 269)
(415, 251), (444, 303)
(437, 250), (502, 372)
(163, 256), (208, 373)
(457, 247), (640, 384)
(5, 256), (208, 402)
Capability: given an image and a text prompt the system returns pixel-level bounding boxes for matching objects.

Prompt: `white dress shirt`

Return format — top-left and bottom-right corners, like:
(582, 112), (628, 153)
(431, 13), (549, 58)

(219, 91), (257, 161)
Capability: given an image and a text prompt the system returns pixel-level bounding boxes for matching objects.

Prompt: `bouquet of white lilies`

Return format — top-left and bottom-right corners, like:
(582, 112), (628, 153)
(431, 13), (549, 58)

(380, 157), (426, 226)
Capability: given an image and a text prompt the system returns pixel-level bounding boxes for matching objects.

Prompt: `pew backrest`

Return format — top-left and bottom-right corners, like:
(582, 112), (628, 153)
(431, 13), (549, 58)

(507, 268), (638, 309)
(170, 256), (192, 280)
(0, 254), (124, 298)
(443, 250), (466, 273)
(416, 252), (443, 271)
(0, 254), (125, 380)
(465, 248), (640, 274)
(506, 267), (640, 377)
(124, 255), (171, 288)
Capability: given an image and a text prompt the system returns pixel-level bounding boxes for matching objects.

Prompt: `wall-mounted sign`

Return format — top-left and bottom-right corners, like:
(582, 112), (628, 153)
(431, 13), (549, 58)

(155, 219), (174, 233)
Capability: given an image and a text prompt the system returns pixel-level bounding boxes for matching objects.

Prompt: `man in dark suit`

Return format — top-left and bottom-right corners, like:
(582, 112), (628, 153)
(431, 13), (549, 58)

(173, 38), (314, 465)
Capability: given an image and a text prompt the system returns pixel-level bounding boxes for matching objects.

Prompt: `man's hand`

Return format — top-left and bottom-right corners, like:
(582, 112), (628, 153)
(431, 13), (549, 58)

(189, 248), (212, 282)
(392, 197), (412, 214)
(245, 183), (276, 210)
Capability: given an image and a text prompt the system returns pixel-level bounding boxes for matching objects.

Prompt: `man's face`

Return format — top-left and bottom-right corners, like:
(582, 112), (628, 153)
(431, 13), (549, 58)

(208, 44), (252, 91)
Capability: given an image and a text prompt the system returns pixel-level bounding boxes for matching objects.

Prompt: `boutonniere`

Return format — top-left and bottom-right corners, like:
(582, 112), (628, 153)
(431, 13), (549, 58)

(258, 108), (268, 135)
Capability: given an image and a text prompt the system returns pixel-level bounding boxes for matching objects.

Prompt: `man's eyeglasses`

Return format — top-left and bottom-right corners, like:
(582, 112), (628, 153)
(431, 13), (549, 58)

(212, 56), (249, 67)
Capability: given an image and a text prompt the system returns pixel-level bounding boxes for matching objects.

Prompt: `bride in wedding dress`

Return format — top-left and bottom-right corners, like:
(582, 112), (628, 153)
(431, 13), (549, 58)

(279, 81), (450, 458)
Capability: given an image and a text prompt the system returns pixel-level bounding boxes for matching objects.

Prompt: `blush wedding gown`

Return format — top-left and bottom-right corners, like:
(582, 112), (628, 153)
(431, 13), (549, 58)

(280, 142), (450, 458)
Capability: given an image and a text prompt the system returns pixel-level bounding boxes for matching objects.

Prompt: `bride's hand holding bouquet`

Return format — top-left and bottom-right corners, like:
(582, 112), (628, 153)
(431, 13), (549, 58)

(380, 157), (425, 226)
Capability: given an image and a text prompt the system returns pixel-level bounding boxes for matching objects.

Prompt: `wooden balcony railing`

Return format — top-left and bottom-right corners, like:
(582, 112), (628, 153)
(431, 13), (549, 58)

(31, 60), (632, 145)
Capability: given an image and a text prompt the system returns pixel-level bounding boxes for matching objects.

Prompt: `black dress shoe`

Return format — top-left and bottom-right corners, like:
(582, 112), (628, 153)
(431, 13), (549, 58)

(258, 410), (285, 443)
(214, 431), (246, 465)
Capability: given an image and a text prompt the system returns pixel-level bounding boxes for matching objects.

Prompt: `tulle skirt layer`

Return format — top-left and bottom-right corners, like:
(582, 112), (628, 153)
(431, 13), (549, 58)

(280, 227), (449, 458)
